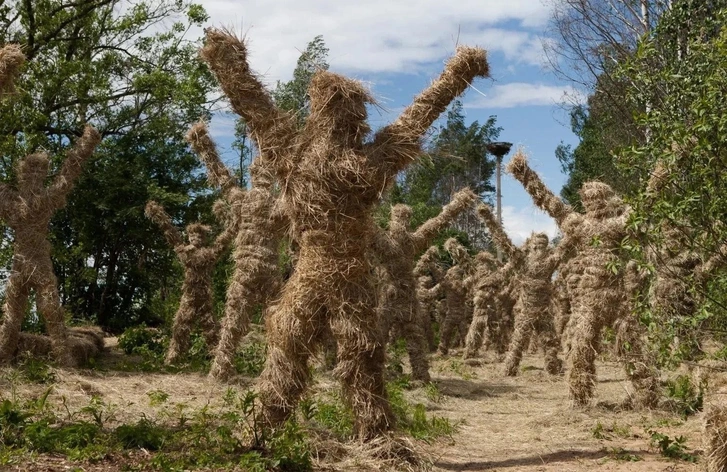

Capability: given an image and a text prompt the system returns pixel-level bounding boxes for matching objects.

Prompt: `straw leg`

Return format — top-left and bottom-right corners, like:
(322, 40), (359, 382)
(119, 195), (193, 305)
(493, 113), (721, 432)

(209, 275), (260, 381)
(0, 270), (30, 364)
(35, 266), (73, 367)
(330, 282), (394, 440)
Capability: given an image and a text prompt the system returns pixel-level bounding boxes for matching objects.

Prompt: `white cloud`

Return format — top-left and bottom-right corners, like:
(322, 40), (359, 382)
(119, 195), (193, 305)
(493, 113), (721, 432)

(501, 205), (558, 246)
(466, 82), (585, 109)
(194, 0), (551, 83)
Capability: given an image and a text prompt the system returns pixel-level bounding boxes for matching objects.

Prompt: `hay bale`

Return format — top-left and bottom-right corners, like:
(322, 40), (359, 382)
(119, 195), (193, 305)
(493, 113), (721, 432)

(16, 326), (104, 364)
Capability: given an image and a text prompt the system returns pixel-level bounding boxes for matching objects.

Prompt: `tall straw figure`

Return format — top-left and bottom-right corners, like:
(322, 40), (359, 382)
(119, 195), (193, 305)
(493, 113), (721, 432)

(198, 29), (489, 438)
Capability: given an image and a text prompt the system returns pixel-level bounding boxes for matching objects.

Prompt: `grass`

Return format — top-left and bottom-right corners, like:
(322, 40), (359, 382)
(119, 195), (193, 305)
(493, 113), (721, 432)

(0, 381), (312, 471)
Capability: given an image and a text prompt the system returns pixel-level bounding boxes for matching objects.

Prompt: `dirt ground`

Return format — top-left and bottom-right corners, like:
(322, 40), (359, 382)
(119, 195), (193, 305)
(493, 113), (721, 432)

(423, 352), (704, 472)
(0, 339), (714, 471)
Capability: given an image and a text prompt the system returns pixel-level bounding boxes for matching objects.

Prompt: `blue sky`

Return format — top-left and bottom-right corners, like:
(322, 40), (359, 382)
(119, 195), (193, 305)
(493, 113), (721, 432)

(195, 0), (583, 244)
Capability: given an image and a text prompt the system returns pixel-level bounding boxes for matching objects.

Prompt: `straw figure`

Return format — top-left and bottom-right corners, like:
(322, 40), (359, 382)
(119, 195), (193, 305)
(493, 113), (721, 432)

(199, 28), (489, 439)
(438, 238), (477, 355)
(476, 203), (568, 375)
(185, 122), (287, 382)
(414, 245), (445, 351)
(0, 125), (102, 366)
(506, 150), (657, 406)
(145, 200), (237, 365)
(374, 188), (477, 381)
(461, 250), (499, 359)
(483, 268), (517, 356)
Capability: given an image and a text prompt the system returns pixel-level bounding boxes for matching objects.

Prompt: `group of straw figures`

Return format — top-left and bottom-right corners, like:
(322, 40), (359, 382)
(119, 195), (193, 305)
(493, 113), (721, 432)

(0, 29), (727, 462)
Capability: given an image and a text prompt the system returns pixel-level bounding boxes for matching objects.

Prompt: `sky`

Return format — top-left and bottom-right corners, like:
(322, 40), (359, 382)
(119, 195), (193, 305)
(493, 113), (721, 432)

(193, 0), (583, 245)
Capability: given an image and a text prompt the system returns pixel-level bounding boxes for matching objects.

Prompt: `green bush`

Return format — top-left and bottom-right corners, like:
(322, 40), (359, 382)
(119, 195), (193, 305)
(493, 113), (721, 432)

(117, 324), (167, 356)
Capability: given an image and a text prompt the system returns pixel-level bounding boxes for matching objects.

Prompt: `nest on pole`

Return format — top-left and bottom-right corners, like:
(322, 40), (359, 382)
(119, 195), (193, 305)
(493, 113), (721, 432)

(506, 150), (658, 407)
(373, 188), (477, 381)
(145, 200), (237, 365)
(0, 125), (101, 367)
(199, 28), (489, 440)
(185, 122), (286, 382)
(475, 203), (568, 375)
(437, 238), (477, 355)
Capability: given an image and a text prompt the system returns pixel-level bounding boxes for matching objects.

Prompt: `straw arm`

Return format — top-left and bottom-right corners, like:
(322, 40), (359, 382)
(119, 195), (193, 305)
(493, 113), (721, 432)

(186, 121), (238, 195)
(200, 29), (296, 178)
(369, 46), (490, 176)
(546, 233), (577, 269)
(413, 187), (478, 251)
(145, 201), (184, 249)
(506, 150), (572, 226)
(48, 126), (101, 207)
(475, 203), (519, 259)
(414, 245), (444, 280)
(211, 217), (239, 259)
(421, 281), (443, 298)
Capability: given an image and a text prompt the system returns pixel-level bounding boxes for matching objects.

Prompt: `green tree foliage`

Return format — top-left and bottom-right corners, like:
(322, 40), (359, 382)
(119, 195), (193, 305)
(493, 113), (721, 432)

(555, 90), (640, 209)
(272, 35), (329, 126)
(389, 101), (499, 248)
(0, 1), (218, 332)
(619, 0), (727, 360)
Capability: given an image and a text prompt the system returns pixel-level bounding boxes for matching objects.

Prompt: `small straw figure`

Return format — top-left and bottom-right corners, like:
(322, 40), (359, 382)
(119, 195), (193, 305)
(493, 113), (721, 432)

(185, 122), (286, 382)
(145, 201), (237, 365)
(199, 29), (489, 439)
(438, 238), (476, 356)
(506, 150), (655, 406)
(374, 188), (477, 381)
(476, 203), (568, 375)
(463, 253), (514, 360)
(462, 250), (498, 358)
(414, 245), (445, 351)
(0, 125), (101, 366)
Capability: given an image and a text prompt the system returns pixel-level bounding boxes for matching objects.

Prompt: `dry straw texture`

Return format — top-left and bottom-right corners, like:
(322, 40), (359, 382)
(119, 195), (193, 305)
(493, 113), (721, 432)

(414, 245), (445, 351)
(438, 238), (476, 355)
(462, 251), (504, 359)
(185, 122), (286, 381)
(705, 405), (727, 472)
(507, 151), (657, 407)
(0, 44), (24, 96)
(475, 204), (566, 376)
(374, 188), (477, 381)
(200, 28), (488, 439)
(145, 200), (236, 365)
(0, 126), (101, 367)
